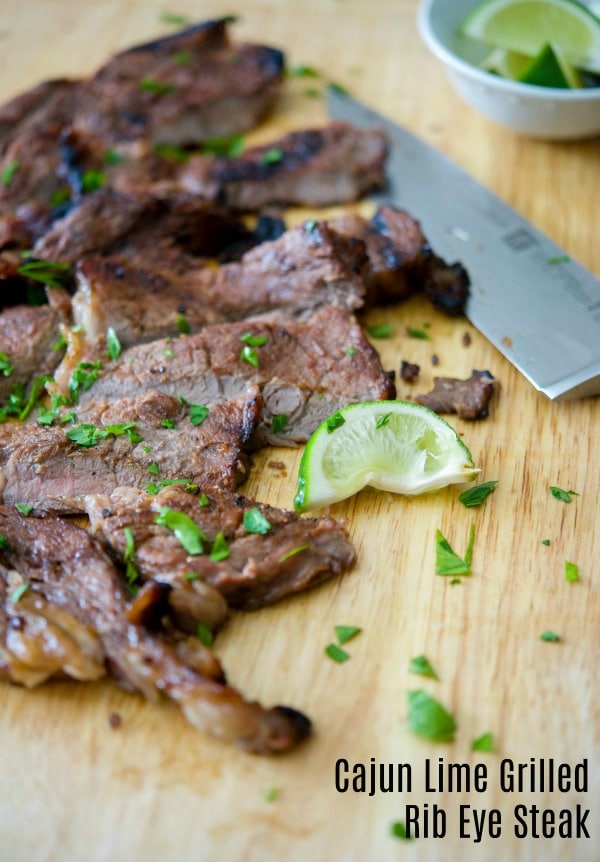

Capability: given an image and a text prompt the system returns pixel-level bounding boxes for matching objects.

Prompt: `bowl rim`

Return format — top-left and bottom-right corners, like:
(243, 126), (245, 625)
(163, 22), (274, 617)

(417, 0), (600, 104)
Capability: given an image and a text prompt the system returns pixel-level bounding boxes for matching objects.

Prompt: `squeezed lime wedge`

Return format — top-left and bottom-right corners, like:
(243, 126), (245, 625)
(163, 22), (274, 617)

(293, 401), (479, 512)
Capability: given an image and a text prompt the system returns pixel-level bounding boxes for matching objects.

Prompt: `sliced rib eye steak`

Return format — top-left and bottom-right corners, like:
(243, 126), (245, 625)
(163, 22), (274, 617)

(85, 485), (357, 614)
(0, 304), (64, 404)
(0, 507), (310, 753)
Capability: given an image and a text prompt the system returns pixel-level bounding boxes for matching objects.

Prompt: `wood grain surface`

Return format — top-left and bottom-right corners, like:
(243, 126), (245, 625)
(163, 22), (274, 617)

(0, 2), (598, 861)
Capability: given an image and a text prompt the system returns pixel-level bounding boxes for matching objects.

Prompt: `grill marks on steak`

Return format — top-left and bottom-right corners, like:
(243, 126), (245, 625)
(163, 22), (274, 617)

(178, 122), (388, 210)
(0, 507), (310, 753)
(85, 486), (357, 615)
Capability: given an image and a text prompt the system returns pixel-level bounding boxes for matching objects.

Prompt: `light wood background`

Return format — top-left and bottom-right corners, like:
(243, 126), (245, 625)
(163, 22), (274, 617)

(0, 2), (598, 861)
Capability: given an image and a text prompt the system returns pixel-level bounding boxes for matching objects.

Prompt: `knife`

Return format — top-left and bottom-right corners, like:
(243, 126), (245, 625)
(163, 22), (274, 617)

(328, 88), (600, 400)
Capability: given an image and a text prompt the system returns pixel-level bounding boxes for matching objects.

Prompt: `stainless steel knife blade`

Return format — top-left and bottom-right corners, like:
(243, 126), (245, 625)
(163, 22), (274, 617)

(328, 88), (600, 399)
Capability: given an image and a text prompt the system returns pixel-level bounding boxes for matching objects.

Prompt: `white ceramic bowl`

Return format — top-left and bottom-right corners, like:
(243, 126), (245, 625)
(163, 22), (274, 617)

(417, 0), (600, 140)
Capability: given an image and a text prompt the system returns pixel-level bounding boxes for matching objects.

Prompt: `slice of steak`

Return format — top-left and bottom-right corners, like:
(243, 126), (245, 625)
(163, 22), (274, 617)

(0, 304), (64, 404)
(0, 387), (260, 514)
(0, 507), (311, 753)
(331, 205), (470, 314)
(67, 304), (394, 446)
(85, 485), (357, 613)
(32, 188), (247, 265)
(415, 370), (497, 420)
(178, 122), (388, 210)
(77, 18), (284, 145)
(68, 220), (368, 347)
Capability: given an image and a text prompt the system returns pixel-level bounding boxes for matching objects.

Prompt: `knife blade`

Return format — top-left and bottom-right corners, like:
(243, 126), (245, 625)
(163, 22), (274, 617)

(328, 88), (600, 400)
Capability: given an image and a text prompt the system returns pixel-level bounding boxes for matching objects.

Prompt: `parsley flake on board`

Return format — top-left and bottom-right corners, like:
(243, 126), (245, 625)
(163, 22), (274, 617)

(367, 323), (394, 339)
(407, 689), (457, 743)
(243, 508), (271, 535)
(541, 538), (551, 546)
(390, 821), (414, 842)
(159, 12), (191, 26)
(409, 655), (438, 680)
(540, 631), (561, 643)
(209, 532), (230, 562)
(271, 414), (288, 434)
(106, 327), (122, 360)
(154, 507), (207, 555)
(471, 732), (495, 752)
(565, 561), (580, 583)
(407, 327), (431, 340)
(550, 485), (579, 503)
(263, 786), (281, 803)
(325, 643), (350, 663)
(458, 480), (498, 508)
(286, 64), (320, 78)
(435, 526), (475, 576)
(334, 625), (362, 646)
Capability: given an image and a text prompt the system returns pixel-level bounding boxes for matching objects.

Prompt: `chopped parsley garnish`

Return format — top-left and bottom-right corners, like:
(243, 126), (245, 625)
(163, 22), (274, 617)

(435, 525), (475, 576)
(154, 507), (207, 555)
(53, 332), (67, 352)
(334, 625), (362, 646)
(407, 327), (431, 340)
(550, 485), (579, 503)
(0, 352), (14, 377)
(344, 347), (356, 356)
(139, 77), (176, 95)
(375, 412), (391, 429)
(1, 159), (19, 187)
(153, 142), (190, 163)
(260, 147), (284, 165)
(458, 480), (498, 508)
(50, 187), (71, 207)
(367, 323), (394, 339)
(106, 327), (122, 360)
(104, 149), (125, 165)
(565, 561), (580, 583)
(263, 787), (281, 803)
(540, 631), (561, 643)
(547, 254), (570, 264)
(326, 412), (345, 433)
(80, 170), (105, 194)
(184, 571), (199, 581)
(304, 219), (318, 233)
(328, 81), (350, 96)
(189, 404), (209, 426)
(409, 655), (438, 680)
(271, 414), (288, 434)
(202, 134), (245, 158)
(37, 391), (69, 426)
(1, 375), (52, 423)
(159, 12), (191, 25)
(16, 259), (71, 288)
(541, 538), (551, 546)
(209, 531), (230, 562)
(65, 424), (109, 448)
(15, 504), (33, 516)
(196, 622), (214, 647)
(198, 493), (210, 507)
(407, 689), (457, 742)
(162, 348), (174, 358)
(240, 345), (259, 367)
(176, 312), (191, 334)
(148, 462), (160, 476)
(161, 418), (177, 429)
(240, 332), (268, 347)
(286, 64), (320, 78)
(390, 821), (413, 842)
(471, 732), (495, 752)
(243, 508), (271, 535)
(11, 583), (29, 604)
(0, 534), (12, 551)
(449, 577), (462, 585)
(278, 543), (309, 563)
(325, 643), (350, 663)
(103, 422), (142, 443)
(123, 527), (139, 585)
(68, 360), (103, 403)
(173, 50), (192, 65)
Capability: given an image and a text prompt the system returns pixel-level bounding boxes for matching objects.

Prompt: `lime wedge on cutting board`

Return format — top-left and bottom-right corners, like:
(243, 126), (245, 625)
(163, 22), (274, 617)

(293, 401), (479, 512)
(460, 0), (600, 73)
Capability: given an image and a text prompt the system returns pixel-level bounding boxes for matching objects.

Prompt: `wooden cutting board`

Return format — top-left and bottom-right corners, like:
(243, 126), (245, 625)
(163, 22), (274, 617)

(1, 2), (598, 861)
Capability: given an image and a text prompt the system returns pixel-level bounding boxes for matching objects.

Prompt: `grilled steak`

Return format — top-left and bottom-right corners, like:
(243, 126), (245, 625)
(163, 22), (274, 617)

(331, 205), (470, 314)
(0, 305), (64, 404)
(85, 485), (357, 614)
(62, 304), (395, 446)
(0, 387), (260, 514)
(415, 370), (497, 420)
(178, 122), (388, 210)
(0, 507), (311, 753)
(68, 220), (368, 346)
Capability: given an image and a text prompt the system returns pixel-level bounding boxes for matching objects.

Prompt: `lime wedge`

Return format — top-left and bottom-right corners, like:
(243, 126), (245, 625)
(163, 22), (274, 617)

(518, 42), (583, 86)
(481, 47), (532, 78)
(460, 0), (600, 73)
(293, 401), (479, 512)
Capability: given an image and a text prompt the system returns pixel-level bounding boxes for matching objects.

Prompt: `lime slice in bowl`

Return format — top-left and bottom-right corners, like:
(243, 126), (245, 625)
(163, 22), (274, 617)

(518, 42), (583, 86)
(460, 0), (600, 73)
(481, 46), (532, 78)
(293, 401), (479, 512)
